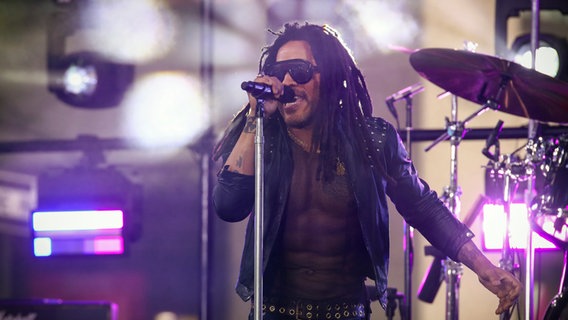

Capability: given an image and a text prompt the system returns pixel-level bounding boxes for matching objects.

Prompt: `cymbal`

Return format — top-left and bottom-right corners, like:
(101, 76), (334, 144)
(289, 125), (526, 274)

(409, 48), (568, 123)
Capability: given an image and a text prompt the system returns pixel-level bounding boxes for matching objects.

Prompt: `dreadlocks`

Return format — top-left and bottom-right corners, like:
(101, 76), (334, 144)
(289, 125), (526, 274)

(259, 22), (390, 182)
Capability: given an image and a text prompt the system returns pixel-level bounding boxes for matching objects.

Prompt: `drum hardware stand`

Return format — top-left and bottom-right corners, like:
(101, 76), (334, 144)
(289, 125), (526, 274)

(524, 1), (541, 318)
(424, 79), (508, 320)
(484, 127), (535, 320)
(529, 133), (568, 318)
(542, 249), (568, 319)
(442, 94), (464, 320)
(495, 155), (525, 320)
(386, 287), (405, 320)
(424, 93), (465, 320)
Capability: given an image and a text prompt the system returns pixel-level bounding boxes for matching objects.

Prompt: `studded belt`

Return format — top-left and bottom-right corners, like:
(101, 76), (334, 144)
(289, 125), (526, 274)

(256, 296), (367, 319)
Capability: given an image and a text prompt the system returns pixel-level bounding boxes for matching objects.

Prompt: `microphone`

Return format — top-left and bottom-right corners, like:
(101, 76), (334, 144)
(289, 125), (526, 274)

(241, 81), (296, 103)
(485, 120), (504, 148)
(386, 83), (425, 102)
(386, 100), (399, 120)
(385, 83), (424, 120)
(482, 119), (504, 161)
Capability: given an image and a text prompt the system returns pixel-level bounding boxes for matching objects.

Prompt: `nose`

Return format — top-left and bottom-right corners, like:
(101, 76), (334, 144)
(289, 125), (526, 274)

(281, 71), (296, 85)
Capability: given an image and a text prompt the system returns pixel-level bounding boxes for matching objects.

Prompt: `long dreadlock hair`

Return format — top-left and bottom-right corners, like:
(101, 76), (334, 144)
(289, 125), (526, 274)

(259, 22), (390, 182)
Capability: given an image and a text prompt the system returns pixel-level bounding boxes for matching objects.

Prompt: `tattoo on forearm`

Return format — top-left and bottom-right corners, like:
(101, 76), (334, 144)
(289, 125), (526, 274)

(236, 156), (243, 168)
(244, 117), (256, 133)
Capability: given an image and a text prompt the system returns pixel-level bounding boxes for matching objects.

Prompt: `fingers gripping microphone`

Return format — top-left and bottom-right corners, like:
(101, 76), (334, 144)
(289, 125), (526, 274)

(241, 81), (296, 103)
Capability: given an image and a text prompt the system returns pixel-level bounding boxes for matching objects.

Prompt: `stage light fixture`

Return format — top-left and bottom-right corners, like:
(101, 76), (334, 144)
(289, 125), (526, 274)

(32, 209), (125, 256)
(509, 33), (568, 81)
(494, 0), (568, 81)
(481, 203), (558, 251)
(31, 166), (142, 257)
(483, 162), (557, 250)
(48, 51), (134, 108)
(47, 4), (135, 108)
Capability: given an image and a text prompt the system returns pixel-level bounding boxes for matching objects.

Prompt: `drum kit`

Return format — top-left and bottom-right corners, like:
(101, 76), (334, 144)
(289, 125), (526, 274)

(409, 48), (568, 319)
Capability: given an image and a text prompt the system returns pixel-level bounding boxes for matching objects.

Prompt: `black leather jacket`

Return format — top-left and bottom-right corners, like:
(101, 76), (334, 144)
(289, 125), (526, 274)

(212, 110), (474, 308)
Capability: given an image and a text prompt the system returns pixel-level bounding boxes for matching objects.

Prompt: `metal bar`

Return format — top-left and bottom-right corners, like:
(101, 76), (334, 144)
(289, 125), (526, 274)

(524, 1), (540, 318)
(0, 126), (566, 155)
(253, 105), (265, 320)
(200, 0), (213, 316)
(445, 94), (462, 320)
(403, 97), (415, 320)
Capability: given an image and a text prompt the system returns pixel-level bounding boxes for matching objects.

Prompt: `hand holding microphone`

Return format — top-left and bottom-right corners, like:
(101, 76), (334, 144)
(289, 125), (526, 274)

(241, 81), (295, 103)
(241, 74), (295, 117)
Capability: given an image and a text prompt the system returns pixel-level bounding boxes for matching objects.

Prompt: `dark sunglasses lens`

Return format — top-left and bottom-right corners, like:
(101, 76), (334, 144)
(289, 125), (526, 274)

(265, 61), (314, 84)
(289, 63), (312, 84)
(268, 65), (287, 81)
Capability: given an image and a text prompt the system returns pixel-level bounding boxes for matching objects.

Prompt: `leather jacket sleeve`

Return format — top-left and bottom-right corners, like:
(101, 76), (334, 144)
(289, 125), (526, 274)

(212, 167), (254, 222)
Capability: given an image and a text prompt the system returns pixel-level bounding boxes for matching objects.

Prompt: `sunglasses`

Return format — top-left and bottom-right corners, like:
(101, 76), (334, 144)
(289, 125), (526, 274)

(263, 59), (319, 84)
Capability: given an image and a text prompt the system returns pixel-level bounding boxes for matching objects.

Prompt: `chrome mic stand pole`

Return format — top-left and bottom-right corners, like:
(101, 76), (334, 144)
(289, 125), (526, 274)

(253, 99), (266, 320)
(402, 96), (415, 320)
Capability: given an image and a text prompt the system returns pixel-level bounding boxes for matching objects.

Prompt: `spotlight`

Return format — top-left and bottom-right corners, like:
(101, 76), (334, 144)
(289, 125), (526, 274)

(494, 0), (568, 80)
(509, 33), (568, 81)
(48, 51), (134, 108)
(47, 4), (135, 108)
(483, 158), (558, 250)
(481, 203), (558, 251)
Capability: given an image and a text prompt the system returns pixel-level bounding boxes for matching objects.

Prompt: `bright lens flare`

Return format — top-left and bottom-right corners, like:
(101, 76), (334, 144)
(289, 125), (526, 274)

(63, 65), (97, 95)
(338, 0), (419, 53)
(122, 72), (210, 149)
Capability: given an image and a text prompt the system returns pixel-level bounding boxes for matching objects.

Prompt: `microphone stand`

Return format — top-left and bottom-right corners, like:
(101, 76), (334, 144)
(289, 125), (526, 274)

(402, 96), (415, 320)
(387, 91), (419, 320)
(253, 98), (266, 320)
